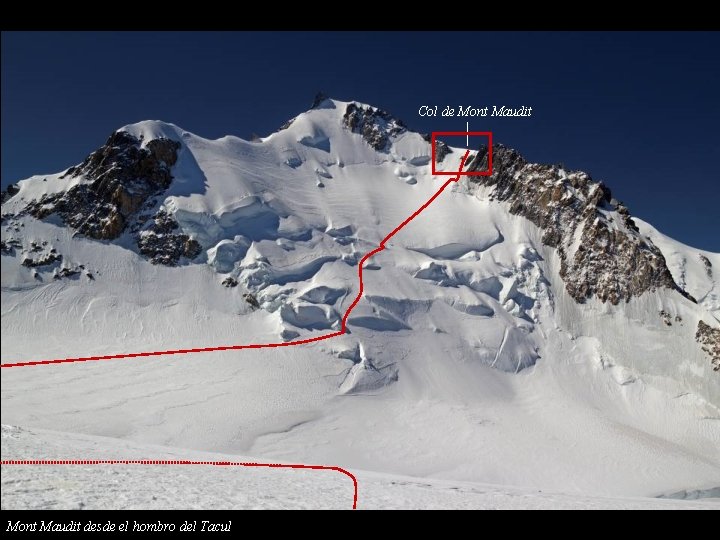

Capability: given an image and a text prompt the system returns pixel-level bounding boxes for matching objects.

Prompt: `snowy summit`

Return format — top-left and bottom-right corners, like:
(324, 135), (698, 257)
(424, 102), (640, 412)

(1, 97), (719, 509)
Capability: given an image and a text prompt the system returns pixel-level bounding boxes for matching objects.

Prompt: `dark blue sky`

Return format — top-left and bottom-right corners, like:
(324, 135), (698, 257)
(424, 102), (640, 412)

(2, 31), (718, 250)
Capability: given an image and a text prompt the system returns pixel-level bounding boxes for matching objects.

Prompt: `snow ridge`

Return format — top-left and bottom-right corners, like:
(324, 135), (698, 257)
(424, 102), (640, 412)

(1, 98), (718, 508)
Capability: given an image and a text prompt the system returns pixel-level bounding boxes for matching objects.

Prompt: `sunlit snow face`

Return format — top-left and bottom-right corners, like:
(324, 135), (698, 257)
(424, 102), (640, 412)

(1, 100), (718, 510)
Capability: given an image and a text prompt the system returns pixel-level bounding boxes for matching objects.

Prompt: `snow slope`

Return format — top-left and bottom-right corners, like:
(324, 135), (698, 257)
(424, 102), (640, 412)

(1, 99), (719, 508)
(3, 426), (717, 510)
(636, 217), (720, 319)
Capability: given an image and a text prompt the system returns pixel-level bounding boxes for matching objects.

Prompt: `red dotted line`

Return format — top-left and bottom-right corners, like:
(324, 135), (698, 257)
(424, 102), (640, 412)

(1, 152), (474, 510)
(1, 459), (359, 510)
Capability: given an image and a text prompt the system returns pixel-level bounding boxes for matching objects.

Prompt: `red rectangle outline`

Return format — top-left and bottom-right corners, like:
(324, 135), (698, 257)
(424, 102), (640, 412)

(431, 131), (493, 176)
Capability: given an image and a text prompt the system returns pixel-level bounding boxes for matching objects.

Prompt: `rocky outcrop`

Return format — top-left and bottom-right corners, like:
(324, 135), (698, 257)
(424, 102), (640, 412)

(243, 293), (260, 309)
(700, 254), (712, 278)
(696, 321), (720, 371)
(137, 210), (201, 266)
(25, 131), (180, 241)
(467, 144), (687, 305)
(221, 277), (238, 288)
(1, 238), (22, 255)
(21, 250), (61, 268)
(342, 103), (406, 151)
(11, 130), (202, 266)
(54, 266), (81, 280)
(422, 133), (452, 163)
(1, 183), (19, 204)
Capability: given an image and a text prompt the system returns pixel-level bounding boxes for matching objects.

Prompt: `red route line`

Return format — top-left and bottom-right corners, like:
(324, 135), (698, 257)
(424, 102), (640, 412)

(1, 460), (359, 510)
(0, 149), (471, 369)
(0, 151), (473, 511)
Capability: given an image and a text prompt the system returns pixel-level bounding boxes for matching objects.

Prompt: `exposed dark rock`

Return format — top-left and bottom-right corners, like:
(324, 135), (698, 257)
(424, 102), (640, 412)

(222, 277), (238, 288)
(700, 254), (712, 278)
(467, 144), (687, 305)
(136, 209), (201, 265)
(145, 209), (179, 234)
(55, 267), (81, 279)
(1, 238), (22, 254)
(5, 130), (204, 267)
(342, 103), (406, 151)
(21, 252), (62, 268)
(24, 131), (180, 241)
(436, 140), (452, 163)
(138, 233), (201, 266)
(1, 183), (19, 204)
(696, 321), (720, 371)
(145, 138), (178, 166)
(422, 133), (453, 163)
(660, 310), (672, 326)
(243, 293), (260, 309)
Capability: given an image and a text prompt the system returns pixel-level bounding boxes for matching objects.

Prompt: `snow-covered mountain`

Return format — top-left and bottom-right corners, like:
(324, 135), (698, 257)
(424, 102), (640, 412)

(1, 97), (718, 508)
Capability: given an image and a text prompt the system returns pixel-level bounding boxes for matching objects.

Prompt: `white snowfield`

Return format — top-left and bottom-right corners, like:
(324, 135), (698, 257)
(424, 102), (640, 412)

(1, 99), (719, 509)
(2, 426), (717, 510)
